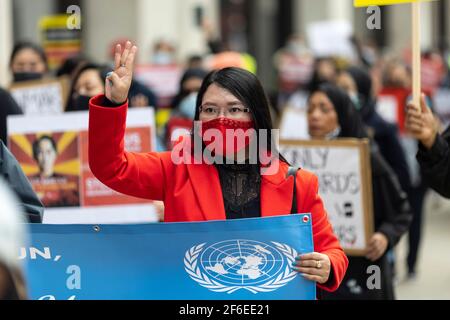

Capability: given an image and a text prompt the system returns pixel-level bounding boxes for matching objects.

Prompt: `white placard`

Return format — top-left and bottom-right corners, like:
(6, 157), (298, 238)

(280, 139), (373, 255)
(279, 107), (310, 140)
(9, 79), (67, 115)
(376, 95), (399, 124)
(307, 20), (356, 60)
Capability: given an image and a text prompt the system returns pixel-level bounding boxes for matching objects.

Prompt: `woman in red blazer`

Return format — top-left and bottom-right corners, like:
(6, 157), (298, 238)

(89, 41), (348, 293)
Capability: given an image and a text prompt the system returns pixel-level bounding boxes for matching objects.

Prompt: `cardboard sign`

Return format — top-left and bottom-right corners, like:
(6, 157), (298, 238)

(9, 78), (69, 115)
(7, 108), (158, 224)
(279, 139), (374, 256)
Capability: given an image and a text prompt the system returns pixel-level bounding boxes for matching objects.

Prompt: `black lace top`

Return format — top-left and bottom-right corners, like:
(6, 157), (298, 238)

(215, 162), (261, 220)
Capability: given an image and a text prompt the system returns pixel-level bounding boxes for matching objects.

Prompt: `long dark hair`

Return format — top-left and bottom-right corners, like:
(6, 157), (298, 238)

(9, 41), (48, 71)
(65, 62), (110, 111)
(194, 67), (288, 164)
(309, 84), (369, 139)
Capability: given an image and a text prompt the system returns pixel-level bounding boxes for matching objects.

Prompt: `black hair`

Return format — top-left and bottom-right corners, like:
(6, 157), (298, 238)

(9, 41), (48, 70)
(65, 62), (110, 111)
(32, 135), (57, 161)
(171, 68), (208, 108)
(56, 54), (88, 78)
(309, 84), (369, 139)
(194, 67), (288, 164)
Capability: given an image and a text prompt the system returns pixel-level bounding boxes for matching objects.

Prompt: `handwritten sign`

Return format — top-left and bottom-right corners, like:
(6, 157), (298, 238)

(9, 78), (68, 115)
(280, 139), (374, 256)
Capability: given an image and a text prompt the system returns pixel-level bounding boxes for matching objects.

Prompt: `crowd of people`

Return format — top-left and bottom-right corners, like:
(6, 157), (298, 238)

(1, 18), (450, 300)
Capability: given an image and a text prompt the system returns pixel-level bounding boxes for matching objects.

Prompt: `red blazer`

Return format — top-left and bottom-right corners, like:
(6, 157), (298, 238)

(88, 95), (348, 292)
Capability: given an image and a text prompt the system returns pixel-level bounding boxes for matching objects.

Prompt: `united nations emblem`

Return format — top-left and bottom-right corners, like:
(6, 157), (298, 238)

(184, 239), (299, 294)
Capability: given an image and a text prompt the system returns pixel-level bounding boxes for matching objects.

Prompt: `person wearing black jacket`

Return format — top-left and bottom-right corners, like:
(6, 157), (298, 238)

(0, 87), (23, 143)
(0, 140), (43, 223)
(406, 94), (450, 198)
(307, 84), (412, 299)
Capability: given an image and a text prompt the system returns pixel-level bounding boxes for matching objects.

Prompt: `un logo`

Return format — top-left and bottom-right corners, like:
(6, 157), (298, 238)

(184, 240), (299, 294)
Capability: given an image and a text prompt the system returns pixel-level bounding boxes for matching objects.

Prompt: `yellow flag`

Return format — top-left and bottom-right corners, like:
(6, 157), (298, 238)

(354, 0), (430, 7)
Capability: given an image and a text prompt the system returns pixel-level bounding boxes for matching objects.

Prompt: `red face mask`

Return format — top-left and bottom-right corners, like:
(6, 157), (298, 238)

(200, 117), (255, 156)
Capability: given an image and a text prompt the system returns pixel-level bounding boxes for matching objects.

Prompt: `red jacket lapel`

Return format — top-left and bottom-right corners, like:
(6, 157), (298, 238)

(186, 162), (226, 221)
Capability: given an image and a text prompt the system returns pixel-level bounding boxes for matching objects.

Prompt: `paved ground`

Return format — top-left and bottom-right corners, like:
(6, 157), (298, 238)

(395, 191), (450, 300)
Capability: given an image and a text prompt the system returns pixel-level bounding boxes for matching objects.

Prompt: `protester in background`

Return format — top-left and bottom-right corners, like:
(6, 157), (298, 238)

(89, 42), (348, 295)
(0, 178), (28, 300)
(152, 39), (177, 66)
(381, 58), (430, 280)
(186, 55), (205, 69)
(383, 59), (411, 89)
(0, 140), (43, 223)
(337, 66), (412, 283)
(308, 57), (338, 93)
(0, 88), (23, 142)
(9, 41), (48, 83)
(164, 68), (208, 148)
(56, 54), (89, 79)
(406, 94), (450, 199)
(337, 66), (411, 192)
(307, 84), (412, 300)
(65, 63), (108, 112)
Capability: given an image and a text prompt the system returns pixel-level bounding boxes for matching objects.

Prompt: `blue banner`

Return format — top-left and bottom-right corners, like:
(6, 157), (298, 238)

(23, 214), (315, 300)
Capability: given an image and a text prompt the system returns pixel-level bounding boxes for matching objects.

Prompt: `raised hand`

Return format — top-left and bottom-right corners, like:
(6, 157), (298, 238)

(105, 41), (138, 105)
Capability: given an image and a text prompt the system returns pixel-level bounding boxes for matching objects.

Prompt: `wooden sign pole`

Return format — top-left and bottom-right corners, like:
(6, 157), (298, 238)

(412, 1), (422, 108)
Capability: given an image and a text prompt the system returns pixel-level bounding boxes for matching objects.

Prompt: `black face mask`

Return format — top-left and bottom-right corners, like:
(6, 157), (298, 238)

(70, 95), (92, 111)
(13, 72), (43, 83)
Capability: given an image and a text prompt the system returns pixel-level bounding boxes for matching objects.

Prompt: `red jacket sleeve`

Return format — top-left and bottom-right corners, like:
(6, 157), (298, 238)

(298, 170), (348, 292)
(88, 95), (166, 201)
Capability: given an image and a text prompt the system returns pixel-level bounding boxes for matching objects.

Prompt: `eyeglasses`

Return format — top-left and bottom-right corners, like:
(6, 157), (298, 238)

(199, 105), (251, 119)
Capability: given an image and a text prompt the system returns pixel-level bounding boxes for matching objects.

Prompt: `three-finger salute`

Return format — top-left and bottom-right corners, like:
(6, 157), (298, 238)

(105, 41), (138, 105)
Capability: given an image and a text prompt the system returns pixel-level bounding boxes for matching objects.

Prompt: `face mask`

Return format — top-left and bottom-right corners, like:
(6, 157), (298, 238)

(13, 72), (43, 83)
(200, 118), (255, 156)
(70, 95), (92, 111)
(325, 126), (341, 140)
(152, 52), (174, 65)
(349, 93), (362, 110)
(178, 92), (197, 119)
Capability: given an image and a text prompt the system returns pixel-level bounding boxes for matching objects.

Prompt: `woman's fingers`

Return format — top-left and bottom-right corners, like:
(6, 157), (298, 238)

(298, 252), (323, 261)
(106, 71), (120, 87)
(125, 45), (138, 70)
(114, 44), (122, 70)
(292, 260), (318, 268)
(120, 41), (132, 67)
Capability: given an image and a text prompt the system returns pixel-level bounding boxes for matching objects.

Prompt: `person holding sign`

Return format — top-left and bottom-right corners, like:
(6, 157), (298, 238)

(9, 42), (48, 83)
(307, 84), (412, 300)
(88, 41), (348, 295)
(406, 94), (450, 198)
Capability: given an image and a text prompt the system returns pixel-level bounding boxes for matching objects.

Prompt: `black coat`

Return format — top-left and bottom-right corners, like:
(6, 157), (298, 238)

(417, 126), (450, 198)
(0, 88), (23, 143)
(0, 140), (43, 223)
(316, 85), (412, 300)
